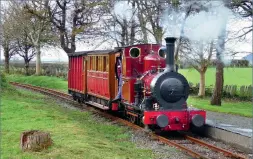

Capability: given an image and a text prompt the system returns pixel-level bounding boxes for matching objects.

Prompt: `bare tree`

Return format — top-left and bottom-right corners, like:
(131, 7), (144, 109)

(135, 0), (165, 44)
(5, 1), (57, 75)
(174, 1), (209, 63)
(210, 24), (228, 105)
(26, 0), (107, 54)
(210, 7), (229, 106)
(24, 1), (57, 75)
(2, 6), (18, 73)
(15, 29), (36, 75)
(223, 0), (253, 42)
(181, 40), (214, 97)
(98, 1), (140, 47)
(129, 1), (137, 45)
(135, 0), (148, 43)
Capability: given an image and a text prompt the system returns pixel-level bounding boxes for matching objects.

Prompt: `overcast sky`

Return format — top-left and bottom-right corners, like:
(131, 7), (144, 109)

(0, 34), (251, 62)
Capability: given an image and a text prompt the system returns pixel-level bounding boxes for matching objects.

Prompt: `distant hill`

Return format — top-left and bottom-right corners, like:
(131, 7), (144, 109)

(242, 53), (252, 65)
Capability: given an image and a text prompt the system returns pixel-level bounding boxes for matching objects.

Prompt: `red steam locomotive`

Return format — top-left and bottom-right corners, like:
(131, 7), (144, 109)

(68, 37), (206, 131)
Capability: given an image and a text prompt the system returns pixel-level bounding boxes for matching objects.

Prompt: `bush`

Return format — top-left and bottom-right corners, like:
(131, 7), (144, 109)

(189, 83), (252, 101)
(0, 72), (8, 88)
(6, 62), (68, 79)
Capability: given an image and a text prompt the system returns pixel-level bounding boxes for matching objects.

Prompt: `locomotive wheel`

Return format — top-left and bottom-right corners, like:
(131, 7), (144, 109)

(129, 115), (136, 123)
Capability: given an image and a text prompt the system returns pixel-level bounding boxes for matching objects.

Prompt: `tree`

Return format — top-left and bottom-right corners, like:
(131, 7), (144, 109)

(100, 1), (139, 47)
(6, 1), (58, 75)
(135, 0), (148, 43)
(229, 0), (252, 40)
(23, 1), (57, 75)
(26, 0), (107, 54)
(174, 1), (209, 63)
(174, 1), (217, 97)
(210, 20), (228, 105)
(2, 6), (18, 73)
(210, 2), (230, 106)
(16, 31), (36, 76)
(181, 40), (214, 97)
(134, 0), (166, 44)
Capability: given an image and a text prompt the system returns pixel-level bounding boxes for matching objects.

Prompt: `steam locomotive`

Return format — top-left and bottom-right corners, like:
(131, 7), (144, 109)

(68, 37), (206, 131)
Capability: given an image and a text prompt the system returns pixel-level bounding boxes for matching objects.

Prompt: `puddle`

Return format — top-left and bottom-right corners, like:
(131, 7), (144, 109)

(218, 123), (234, 127)
(233, 128), (252, 133)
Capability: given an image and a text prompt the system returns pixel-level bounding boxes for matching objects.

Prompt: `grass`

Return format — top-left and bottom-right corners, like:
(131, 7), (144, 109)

(6, 74), (67, 92)
(179, 67), (252, 86)
(188, 96), (252, 117)
(1, 87), (157, 159)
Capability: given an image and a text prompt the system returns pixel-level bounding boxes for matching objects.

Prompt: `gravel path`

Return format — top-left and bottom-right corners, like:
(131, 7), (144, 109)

(206, 111), (252, 137)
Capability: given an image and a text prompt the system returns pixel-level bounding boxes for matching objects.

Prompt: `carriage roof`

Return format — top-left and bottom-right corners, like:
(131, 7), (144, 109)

(68, 49), (122, 57)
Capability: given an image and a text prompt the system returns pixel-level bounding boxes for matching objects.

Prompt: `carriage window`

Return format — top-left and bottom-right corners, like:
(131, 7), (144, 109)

(87, 57), (90, 70)
(91, 56), (94, 70)
(130, 47), (140, 58)
(103, 56), (106, 72)
(99, 56), (101, 71)
(158, 48), (166, 58)
(99, 56), (103, 71)
(83, 57), (86, 70)
(91, 56), (93, 70)
(95, 56), (98, 71)
(98, 56), (101, 71)
(93, 56), (96, 71)
(106, 56), (109, 72)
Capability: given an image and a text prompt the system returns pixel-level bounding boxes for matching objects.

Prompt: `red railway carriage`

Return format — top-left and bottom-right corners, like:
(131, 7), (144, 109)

(68, 52), (86, 96)
(68, 49), (121, 108)
(68, 37), (206, 132)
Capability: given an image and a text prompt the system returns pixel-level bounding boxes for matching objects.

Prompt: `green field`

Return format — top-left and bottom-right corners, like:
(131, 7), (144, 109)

(179, 67), (252, 86)
(1, 87), (159, 159)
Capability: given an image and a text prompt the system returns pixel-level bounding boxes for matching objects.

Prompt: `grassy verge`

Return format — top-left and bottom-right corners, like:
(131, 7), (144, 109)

(188, 96), (252, 117)
(6, 74), (67, 92)
(1, 88), (155, 159)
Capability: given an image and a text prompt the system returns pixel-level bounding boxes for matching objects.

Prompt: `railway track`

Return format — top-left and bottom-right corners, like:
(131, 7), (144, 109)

(10, 82), (247, 159)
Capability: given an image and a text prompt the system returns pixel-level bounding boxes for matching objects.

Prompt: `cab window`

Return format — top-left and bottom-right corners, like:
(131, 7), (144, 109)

(130, 47), (140, 58)
(158, 48), (166, 58)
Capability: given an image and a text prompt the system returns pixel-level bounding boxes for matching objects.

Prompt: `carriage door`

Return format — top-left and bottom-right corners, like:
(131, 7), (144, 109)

(114, 55), (123, 100)
(83, 56), (87, 94)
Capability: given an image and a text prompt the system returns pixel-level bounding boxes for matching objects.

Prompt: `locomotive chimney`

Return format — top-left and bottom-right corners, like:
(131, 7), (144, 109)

(164, 37), (177, 72)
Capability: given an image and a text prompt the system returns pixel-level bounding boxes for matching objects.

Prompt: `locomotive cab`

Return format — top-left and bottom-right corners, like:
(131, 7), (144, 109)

(143, 50), (165, 73)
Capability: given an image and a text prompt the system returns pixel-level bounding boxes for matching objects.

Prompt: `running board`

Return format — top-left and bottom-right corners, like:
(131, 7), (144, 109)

(86, 101), (109, 110)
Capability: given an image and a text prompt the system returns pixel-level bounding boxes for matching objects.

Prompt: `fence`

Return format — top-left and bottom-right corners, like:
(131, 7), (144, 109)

(189, 82), (252, 101)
